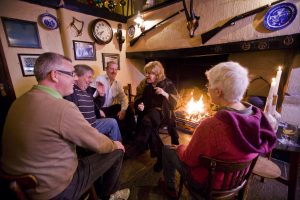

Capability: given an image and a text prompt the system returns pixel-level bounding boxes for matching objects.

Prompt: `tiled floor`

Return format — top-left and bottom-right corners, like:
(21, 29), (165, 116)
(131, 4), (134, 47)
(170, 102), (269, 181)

(119, 131), (299, 200)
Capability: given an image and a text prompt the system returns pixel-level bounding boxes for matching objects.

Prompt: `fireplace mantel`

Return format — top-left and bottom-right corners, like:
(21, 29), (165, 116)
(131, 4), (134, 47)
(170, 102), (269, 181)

(126, 33), (300, 59)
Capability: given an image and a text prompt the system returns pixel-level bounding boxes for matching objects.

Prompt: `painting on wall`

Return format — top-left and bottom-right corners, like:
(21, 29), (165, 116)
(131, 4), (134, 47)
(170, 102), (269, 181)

(1, 17), (41, 48)
(102, 53), (120, 70)
(73, 40), (96, 60)
(18, 54), (40, 76)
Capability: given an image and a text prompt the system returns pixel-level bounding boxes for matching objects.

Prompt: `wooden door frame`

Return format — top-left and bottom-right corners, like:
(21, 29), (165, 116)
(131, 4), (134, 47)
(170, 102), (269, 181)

(0, 38), (16, 100)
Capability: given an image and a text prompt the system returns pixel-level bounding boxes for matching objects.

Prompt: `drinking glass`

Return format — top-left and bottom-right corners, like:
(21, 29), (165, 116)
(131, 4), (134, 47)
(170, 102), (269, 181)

(281, 123), (298, 145)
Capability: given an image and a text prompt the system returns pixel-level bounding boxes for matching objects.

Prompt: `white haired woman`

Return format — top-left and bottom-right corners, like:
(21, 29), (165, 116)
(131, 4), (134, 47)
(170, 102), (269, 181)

(160, 61), (277, 198)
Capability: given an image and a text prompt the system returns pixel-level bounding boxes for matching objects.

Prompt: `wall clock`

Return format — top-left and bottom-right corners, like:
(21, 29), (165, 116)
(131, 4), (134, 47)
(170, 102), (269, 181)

(91, 18), (113, 44)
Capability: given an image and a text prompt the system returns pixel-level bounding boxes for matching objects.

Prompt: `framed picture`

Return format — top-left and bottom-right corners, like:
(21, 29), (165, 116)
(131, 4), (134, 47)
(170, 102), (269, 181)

(73, 40), (96, 60)
(1, 17), (41, 48)
(102, 53), (120, 70)
(17, 54), (40, 77)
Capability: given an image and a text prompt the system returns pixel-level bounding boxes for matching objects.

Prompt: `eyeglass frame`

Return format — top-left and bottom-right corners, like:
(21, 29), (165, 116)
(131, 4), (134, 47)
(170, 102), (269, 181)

(56, 70), (76, 77)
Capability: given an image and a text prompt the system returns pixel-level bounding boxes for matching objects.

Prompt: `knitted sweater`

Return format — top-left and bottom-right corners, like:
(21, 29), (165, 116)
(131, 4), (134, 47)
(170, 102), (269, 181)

(1, 86), (117, 199)
(177, 104), (276, 189)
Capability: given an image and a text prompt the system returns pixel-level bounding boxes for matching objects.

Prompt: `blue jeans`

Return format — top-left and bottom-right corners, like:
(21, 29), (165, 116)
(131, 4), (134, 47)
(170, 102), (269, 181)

(93, 118), (122, 142)
(162, 145), (188, 188)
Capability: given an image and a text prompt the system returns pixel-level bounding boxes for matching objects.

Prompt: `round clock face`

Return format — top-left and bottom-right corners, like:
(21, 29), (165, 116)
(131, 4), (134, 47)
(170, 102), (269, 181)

(92, 19), (113, 44)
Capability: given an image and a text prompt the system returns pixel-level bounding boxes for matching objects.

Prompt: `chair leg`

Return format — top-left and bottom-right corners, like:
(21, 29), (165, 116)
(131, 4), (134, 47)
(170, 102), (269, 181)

(238, 174), (253, 200)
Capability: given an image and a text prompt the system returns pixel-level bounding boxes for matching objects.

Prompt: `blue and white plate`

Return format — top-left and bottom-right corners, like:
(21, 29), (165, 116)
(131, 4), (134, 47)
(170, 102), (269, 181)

(38, 13), (59, 30)
(264, 2), (297, 31)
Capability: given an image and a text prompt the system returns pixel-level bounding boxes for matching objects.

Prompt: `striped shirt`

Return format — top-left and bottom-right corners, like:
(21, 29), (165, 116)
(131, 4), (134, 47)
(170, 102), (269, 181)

(74, 87), (97, 127)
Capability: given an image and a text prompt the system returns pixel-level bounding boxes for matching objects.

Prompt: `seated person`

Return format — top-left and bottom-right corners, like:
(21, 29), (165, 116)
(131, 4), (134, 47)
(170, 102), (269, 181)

(1, 52), (129, 200)
(65, 64), (122, 142)
(94, 61), (136, 143)
(127, 61), (179, 172)
(160, 61), (277, 198)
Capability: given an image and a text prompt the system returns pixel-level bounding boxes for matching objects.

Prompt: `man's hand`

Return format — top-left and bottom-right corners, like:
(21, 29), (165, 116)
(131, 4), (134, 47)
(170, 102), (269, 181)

(138, 102), (144, 111)
(114, 141), (125, 152)
(99, 109), (106, 118)
(155, 87), (169, 99)
(96, 81), (105, 96)
(117, 110), (126, 120)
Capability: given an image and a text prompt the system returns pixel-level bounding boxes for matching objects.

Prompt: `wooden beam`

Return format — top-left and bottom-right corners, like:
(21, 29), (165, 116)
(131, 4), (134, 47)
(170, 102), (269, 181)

(126, 33), (300, 59)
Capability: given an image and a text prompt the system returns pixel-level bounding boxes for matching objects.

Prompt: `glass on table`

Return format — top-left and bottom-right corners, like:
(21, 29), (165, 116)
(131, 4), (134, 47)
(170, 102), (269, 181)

(281, 122), (298, 145)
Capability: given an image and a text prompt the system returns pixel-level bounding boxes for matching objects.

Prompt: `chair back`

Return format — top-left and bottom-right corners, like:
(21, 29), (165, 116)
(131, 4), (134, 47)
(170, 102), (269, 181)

(123, 83), (135, 104)
(179, 155), (258, 200)
(0, 168), (38, 200)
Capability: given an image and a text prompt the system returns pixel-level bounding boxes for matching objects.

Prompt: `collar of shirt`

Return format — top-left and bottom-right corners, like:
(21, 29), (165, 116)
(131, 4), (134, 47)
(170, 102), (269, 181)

(33, 85), (62, 99)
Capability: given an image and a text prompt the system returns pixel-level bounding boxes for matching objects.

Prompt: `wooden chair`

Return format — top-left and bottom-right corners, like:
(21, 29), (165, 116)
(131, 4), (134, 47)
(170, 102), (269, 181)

(0, 168), (38, 200)
(123, 83), (135, 104)
(178, 156), (258, 200)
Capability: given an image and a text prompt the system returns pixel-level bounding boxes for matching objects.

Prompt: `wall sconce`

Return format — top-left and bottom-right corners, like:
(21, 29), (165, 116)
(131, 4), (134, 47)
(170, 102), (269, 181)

(134, 11), (145, 32)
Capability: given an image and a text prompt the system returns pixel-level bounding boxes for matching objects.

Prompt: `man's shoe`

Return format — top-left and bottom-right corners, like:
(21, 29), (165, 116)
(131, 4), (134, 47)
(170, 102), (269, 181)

(109, 188), (130, 200)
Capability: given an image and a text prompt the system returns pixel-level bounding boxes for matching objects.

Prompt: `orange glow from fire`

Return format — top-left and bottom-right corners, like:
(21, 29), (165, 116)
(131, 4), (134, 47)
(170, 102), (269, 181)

(185, 92), (208, 122)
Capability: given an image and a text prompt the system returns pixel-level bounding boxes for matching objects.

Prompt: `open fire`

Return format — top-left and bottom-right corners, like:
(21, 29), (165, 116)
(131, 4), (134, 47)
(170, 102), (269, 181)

(175, 89), (210, 132)
(185, 93), (208, 122)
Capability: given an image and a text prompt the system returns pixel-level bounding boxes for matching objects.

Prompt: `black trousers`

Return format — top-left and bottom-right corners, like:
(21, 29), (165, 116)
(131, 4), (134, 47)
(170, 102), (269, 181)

(102, 104), (136, 142)
(135, 109), (164, 159)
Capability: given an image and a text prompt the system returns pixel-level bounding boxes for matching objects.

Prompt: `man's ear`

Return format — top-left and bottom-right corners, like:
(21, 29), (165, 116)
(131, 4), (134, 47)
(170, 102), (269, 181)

(49, 71), (59, 83)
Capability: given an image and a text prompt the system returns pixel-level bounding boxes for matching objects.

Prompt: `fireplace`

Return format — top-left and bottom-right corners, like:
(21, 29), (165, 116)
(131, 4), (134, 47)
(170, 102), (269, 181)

(147, 54), (229, 132)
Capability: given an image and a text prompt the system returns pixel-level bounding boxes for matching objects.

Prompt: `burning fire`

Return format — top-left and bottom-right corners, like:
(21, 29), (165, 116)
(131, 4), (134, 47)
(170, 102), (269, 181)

(185, 93), (208, 122)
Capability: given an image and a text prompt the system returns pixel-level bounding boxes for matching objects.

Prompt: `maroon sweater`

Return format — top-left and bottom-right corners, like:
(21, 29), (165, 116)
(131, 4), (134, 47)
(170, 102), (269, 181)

(177, 104), (276, 189)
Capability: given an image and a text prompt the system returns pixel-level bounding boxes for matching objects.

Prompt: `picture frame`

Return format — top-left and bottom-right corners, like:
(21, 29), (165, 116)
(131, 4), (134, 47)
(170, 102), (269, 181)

(17, 54), (40, 77)
(1, 17), (41, 48)
(102, 53), (120, 71)
(73, 40), (96, 60)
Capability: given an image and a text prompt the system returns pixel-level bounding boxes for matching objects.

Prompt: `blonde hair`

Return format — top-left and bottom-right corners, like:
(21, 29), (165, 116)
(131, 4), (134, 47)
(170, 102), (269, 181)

(144, 61), (166, 82)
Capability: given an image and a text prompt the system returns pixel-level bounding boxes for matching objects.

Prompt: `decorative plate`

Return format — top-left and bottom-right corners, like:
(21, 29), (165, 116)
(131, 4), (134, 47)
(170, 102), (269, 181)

(264, 3), (297, 31)
(128, 25), (135, 38)
(38, 13), (59, 30)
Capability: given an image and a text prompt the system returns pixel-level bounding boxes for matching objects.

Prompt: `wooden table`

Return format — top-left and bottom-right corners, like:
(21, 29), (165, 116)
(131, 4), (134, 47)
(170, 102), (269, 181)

(274, 126), (300, 200)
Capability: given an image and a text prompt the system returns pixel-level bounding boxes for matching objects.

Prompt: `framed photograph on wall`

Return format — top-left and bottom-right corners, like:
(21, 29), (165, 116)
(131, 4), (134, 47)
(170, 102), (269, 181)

(73, 40), (96, 60)
(17, 54), (40, 76)
(102, 53), (120, 70)
(1, 17), (41, 48)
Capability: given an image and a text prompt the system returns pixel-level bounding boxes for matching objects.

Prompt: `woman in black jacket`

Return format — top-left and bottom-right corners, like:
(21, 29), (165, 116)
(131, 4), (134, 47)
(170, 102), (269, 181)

(128, 61), (179, 172)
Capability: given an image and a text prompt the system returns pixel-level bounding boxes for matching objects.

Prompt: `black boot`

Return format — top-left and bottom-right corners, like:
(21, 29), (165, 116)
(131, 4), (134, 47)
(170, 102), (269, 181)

(153, 157), (163, 172)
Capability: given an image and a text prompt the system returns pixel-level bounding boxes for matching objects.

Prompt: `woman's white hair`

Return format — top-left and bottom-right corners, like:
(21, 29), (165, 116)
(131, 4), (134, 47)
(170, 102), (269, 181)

(205, 61), (249, 103)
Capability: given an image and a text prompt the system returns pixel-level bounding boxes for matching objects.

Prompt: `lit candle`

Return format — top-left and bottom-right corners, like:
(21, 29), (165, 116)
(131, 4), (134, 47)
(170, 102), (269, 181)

(273, 66), (282, 96)
(264, 78), (276, 113)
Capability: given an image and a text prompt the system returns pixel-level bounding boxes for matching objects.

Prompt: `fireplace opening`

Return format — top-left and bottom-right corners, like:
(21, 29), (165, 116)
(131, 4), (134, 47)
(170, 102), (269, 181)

(146, 54), (229, 132)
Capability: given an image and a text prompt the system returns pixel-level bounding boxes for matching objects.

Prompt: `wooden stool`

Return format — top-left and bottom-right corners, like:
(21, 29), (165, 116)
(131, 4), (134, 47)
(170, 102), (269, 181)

(252, 156), (281, 180)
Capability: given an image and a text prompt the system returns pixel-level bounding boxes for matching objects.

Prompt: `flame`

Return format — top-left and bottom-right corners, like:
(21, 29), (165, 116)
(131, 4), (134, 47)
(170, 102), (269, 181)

(185, 95), (207, 122)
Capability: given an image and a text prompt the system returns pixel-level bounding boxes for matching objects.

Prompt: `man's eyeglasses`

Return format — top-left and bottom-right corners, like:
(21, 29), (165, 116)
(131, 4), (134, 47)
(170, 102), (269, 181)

(56, 70), (76, 77)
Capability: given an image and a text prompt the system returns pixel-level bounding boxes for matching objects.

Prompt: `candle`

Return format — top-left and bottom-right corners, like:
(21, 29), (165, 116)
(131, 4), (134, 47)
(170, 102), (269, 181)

(274, 66), (282, 96)
(264, 78), (276, 113)
(268, 78), (276, 100)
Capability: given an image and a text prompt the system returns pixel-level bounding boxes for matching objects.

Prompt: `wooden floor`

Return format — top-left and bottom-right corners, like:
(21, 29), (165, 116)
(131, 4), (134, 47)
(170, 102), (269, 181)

(119, 131), (300, 200)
